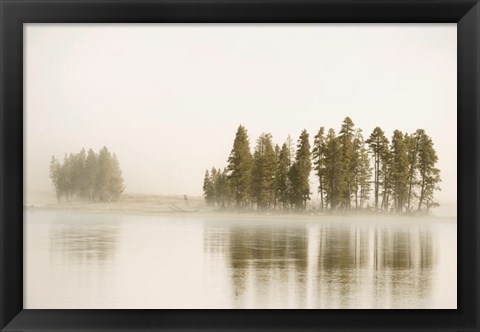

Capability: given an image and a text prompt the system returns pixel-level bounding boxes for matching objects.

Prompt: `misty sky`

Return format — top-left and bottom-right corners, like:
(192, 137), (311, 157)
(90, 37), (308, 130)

(25, 24), (457, 203)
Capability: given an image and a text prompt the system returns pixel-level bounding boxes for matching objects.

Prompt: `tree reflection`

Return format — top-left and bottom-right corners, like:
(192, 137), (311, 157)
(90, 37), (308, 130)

(204, 220), (436, 308)
(49, 219), (119, 264)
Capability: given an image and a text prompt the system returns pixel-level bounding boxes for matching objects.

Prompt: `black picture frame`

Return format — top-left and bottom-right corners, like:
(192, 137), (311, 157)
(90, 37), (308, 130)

(1, 0), (479, 331)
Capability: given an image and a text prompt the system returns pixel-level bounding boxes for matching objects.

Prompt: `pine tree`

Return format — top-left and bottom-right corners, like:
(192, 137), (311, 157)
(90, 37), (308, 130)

(271, 144), (281, 209)
(323, 129), (343, 211)
(380, 144), (392, 212)
(251, 133), (276, 210)
(216, 168), (231, 208)
(49, 156), (61, 203)
(227, 125), (253, 209)
(405, 130), (421, 211)
(109, 153), (125, 201)
(203, 169), (215, 206)
(96, 147), (110, 201)
(62, 154), (73, 201)
(71, 149), (86, 199)
(358, 141), (372, 209)
(212, 167), (220, 205)
(416, 131), (441, 212)
(289, 130), (311, 211)
(366, 127), (389, 211)
(338, 117), (356, 210)
(390, 130), (409, 213)
(352, 129), (371, 209)
(312, 127), (326, 211)
(85, 149), (98, 202)
(275, 142), (291, 210)
(286, 134), (295, 166)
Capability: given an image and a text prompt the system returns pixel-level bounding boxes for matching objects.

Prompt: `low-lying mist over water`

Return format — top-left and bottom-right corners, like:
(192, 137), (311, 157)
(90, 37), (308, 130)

(25, 210), (456, 309)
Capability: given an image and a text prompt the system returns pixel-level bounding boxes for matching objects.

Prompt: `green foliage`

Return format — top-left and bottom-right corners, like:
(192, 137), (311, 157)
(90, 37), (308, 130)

(202, 121), (441, 215)
(416, 131), (441, 211)
(338, 117), (356, 210)
(275, 143), (292, 210)
(312, 127), (326, 211)
(323, 129), (344, 210)
(366, 127), (389, 211)
(215, 168), (231, 208)
(227, 125), (253, 209)
(203, 169), (215, 206)
(202, 167), (231, 209)
(49, 147), (125, 203)
(289, 130), (312, 211)
(251, 133), (276, 210)
(390, 130), (409, 213)
(405, 132), (420, 211)
(352, 130), (372, 209)
(85, 149), (98, 202)
(49, 156), (61, 202)
(380, 142), (392, 212)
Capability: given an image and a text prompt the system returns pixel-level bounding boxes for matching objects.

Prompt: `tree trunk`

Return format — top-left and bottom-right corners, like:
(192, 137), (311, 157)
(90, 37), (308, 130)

(319, 179), (324, 212)
(374, 153), (379, 211)
(418, 177), (426, 211)
(355, 187), (358, 210)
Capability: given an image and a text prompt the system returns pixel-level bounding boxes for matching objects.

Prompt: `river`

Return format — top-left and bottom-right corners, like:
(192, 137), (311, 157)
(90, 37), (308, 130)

(24, 210), (456, 309)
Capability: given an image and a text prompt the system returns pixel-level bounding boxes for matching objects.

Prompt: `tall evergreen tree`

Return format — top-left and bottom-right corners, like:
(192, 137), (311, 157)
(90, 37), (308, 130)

(94, 147), (125, 202)
(227, 125), (253, 209)
(416, 131), (441, 211)
(216, 168), (231, 208)
(96, 147), (112, 201)
(366, 127), (389, 211)
(352, 129), (371, 209)
(251, 133), (276, 210)
(338, 117), (356, 210)
(271, 144), (281, 209)
(288, 130), (311, 210)
(71, 149), (86, 199)
(49, 156), (61, 203)
(358, 140), (372, 209)
(405, 130), (421, 211)
(275, 142), (291, 210)
(109, 153), (125, 201)
(380, 143), (392, 212)
(312, 127), (326, 211)
(323, 129), (343, 211)
(62, 154), (73, 201)
(286, 134), (295, 166)
(390, 130), (409, 213)
(202, 169), (215, 206)
(85, 149), (98, 202)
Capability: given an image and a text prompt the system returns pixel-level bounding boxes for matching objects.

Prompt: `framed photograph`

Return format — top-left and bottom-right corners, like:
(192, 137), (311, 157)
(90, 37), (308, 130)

(1, 0), (479, 331)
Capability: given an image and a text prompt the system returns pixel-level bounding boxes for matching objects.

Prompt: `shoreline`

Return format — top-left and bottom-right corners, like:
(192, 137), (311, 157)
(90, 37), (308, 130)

(24, 203), (457, 223)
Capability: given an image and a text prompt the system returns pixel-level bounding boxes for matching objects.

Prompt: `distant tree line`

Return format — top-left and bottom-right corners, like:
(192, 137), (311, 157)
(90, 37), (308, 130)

(203, 117), (441, 214)
(49, 147), (125, 203)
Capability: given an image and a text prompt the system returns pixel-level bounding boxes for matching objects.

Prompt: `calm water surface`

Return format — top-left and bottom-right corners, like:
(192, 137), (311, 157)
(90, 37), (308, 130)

(24, 210), (456, 309)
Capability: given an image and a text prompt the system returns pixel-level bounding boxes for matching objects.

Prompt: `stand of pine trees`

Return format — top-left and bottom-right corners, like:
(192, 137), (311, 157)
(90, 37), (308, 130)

(49, 147), (125, 203)
(203, 118), (441, 214)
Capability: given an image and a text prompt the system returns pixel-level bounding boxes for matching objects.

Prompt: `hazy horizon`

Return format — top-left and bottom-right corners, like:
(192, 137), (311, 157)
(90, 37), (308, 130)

(25, 24), (457, 205)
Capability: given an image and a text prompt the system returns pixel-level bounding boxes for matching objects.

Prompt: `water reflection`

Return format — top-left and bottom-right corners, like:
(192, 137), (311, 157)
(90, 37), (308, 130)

(26, 211), (453, 308)
(204, 221), (437, 309)
(49, 216), (120, 265)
